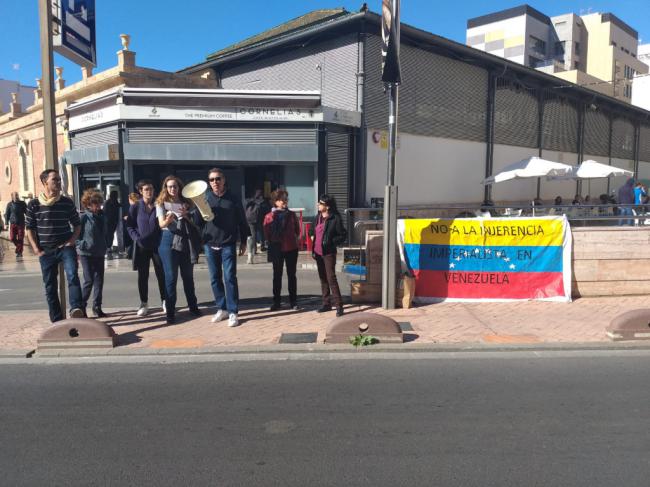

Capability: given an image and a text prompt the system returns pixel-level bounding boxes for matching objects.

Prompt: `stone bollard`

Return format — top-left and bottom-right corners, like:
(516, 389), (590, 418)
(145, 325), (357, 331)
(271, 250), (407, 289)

(606, 309), (650, 341)
(37, 318), (117, 352)
(325, 312), (403, 344)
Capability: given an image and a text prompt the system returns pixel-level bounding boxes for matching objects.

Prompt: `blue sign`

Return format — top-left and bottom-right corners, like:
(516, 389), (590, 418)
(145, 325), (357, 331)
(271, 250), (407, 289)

(53, 0), (96, 67)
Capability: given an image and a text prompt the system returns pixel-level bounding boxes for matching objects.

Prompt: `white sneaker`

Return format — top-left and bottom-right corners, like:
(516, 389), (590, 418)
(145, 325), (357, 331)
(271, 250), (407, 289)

(137, 303), (149, 317)
(162, 300), (167, 314)
(228, 313), (240, 327)
(211, 309), (227, 323)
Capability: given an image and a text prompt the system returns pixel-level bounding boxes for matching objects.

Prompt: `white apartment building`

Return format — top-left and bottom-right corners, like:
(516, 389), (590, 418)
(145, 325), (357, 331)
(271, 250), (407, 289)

(632, 44), (650, 110)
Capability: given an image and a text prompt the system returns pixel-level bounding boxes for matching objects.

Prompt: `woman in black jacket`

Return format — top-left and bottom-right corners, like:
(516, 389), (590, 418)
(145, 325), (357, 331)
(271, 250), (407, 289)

(311, 194), (347, 316)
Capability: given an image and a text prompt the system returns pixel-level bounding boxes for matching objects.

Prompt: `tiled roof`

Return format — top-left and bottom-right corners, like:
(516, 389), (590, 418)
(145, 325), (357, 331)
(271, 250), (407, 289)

(206, 8), (350, 60)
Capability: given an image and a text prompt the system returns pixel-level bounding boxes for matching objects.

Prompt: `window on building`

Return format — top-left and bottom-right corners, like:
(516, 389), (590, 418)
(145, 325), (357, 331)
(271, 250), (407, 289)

(624, 84), (631, 98)
(574, 61), (580, 69)
(575, 42), (580, 55)
(611, 41), (617, 47)
(19, 147), (28, 192)
(529, 36), (546, 55)
(528, 56), (543, 68)
(554, 21), (566, 28)
(554, 41), (565, 56)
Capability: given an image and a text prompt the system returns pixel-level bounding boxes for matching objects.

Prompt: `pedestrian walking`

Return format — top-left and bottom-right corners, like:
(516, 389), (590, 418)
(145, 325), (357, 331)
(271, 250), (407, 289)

(201, 168), (250, 327)
(4, 192), (27, 259)
(76, 189), (108, 318)
(103, 190), (120, 258)
(245, 189), (270, 264)
(25, 169), (84, 322)
(263, 189), (301, 310)
(156, 175), (202, 324)
(126, 180), (166, 318)
(310, 194), (347, 317)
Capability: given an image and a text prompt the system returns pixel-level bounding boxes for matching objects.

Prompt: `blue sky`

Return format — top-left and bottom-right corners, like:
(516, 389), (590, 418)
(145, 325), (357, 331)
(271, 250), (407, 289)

(1, 0), (649, 87)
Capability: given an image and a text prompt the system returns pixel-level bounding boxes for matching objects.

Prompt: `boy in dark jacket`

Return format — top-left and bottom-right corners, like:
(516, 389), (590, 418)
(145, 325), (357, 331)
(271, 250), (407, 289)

(76, 189), (108, 317)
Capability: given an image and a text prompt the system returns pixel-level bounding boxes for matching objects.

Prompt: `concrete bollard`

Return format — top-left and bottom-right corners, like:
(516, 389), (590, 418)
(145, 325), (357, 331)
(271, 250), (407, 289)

(606, 309), (650, 341)
(325, 312), (403, 344)
(37, 318), (117, 351)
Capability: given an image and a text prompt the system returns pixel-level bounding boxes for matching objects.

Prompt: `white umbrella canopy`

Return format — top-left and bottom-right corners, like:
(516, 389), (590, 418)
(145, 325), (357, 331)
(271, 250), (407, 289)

(482, 156), (574, 185)
(555, 160), (634, 179)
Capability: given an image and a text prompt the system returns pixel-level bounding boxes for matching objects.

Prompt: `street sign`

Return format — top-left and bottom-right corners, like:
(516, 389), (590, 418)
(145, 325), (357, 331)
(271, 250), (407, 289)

(52, 0), (96, 67)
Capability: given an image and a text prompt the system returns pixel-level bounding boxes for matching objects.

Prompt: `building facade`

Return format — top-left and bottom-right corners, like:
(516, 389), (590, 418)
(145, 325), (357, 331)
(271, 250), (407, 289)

(0, 79), (35, 114)
(632, 44), (650, 111)
(181, 7), (650, 210)
(466, 5), (648, 103)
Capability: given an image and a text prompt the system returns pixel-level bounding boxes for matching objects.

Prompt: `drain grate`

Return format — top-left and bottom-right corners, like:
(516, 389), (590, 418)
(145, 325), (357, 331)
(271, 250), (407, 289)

(279, 332), (318, 344)
(398, 322), (413, 332)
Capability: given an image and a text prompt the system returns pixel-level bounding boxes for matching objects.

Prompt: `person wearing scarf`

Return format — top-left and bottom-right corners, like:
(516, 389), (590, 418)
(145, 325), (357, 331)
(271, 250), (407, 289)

(25, 169), (84, 322)
(263, 189), (301, 311)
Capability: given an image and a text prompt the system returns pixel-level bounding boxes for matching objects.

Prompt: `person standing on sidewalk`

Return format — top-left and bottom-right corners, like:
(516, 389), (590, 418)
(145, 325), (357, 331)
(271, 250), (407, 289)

(201, 168), (249, 327)
(156, 176), (202, 324)
(103, 191), (120, 259)
(76, 189), (108, 318)
(311, 194), (347, 317)
(263, 189), (301, 311)
(126, 180), (166, 318)
(245, 189), (270, 264)
(4, 192), (27, 260)
(25, 169), (84, 322)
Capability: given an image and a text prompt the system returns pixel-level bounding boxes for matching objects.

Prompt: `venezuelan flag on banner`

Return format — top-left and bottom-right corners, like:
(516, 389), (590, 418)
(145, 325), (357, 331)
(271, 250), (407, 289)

(397, 217), (572, 302)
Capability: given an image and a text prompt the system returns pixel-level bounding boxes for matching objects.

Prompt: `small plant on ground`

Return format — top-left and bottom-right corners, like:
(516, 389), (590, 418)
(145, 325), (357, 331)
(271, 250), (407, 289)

(349, 334), (379, 347)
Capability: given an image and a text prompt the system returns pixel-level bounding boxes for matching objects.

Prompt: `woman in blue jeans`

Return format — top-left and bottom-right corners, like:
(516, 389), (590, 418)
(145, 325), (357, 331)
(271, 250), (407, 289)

(156, 175), (201, 324)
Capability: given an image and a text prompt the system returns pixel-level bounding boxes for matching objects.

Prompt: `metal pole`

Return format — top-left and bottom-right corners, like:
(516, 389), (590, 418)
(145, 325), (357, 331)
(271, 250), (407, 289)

(38, 0), (66, 318)
(382, 82), (398, 309)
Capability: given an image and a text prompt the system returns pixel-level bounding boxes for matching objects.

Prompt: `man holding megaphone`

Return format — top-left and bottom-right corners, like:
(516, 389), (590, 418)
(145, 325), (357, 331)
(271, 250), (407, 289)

(199, 168), (250, 328)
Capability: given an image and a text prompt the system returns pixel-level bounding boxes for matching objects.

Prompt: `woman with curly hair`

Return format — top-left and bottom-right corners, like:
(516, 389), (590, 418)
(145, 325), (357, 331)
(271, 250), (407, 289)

(76, 188), (108, 317)
(156, 175), (201, 324)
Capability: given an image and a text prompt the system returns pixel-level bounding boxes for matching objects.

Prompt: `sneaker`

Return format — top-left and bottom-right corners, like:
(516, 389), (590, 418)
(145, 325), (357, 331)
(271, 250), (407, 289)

(269, 303), (281, 311)
(137, 303), (149, 317)
(228, 313), (240, 327)
(211, 309), (227, 323)
(290, 303), (300, 311)
(336, 307), (344, 317)
(162, 300), (167, 314)
(92, 307), (108, 318)
(316, 305), (332, 313)
(189, 307), (202, 317)
(166, 315), (175, 325)
(247, 255), (253, 265)
(70, 308), (84, 318)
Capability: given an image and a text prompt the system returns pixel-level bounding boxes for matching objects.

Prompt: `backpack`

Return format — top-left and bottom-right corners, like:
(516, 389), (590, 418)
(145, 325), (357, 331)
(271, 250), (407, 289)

(245, 199), (261, 224)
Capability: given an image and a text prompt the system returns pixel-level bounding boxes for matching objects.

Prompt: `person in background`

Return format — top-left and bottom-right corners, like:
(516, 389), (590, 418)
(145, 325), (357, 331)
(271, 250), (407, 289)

(245, 189), (271, 264)
(4, 192), (27, 260)
(123, 192), (141, 258)
(618, 178), (635, 225)
(634, 182), (647, 206)
(126, 180), (166, 318)
(25, 169), (84, 322)
(263, 189), (301, 311)
(103, 190), (120, 259)
(76, 189), (108, 318)
(201, 168), (250, 327)
(310, 194), (347, 317)
(156, 175), (201, 324)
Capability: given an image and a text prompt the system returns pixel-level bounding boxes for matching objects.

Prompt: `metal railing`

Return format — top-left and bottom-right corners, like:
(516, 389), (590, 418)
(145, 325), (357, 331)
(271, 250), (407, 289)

(343, 204), (650, 245)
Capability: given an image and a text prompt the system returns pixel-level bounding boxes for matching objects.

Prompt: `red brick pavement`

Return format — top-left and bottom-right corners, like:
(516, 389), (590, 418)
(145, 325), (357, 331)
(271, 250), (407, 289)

(3, 295), (650, 352)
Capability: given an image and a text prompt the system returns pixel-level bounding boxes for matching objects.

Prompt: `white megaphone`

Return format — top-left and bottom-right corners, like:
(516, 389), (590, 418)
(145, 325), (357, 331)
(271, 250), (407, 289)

(182, 180), (214, 221)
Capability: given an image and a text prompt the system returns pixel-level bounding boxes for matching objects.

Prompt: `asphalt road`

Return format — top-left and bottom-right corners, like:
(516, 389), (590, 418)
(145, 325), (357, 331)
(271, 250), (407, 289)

(1, 353), (650, 486)
(0, 258), (353, 310)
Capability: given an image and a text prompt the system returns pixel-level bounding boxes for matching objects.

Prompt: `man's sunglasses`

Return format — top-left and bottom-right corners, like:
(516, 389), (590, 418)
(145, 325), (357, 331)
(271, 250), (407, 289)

(209, 177), (222, 182)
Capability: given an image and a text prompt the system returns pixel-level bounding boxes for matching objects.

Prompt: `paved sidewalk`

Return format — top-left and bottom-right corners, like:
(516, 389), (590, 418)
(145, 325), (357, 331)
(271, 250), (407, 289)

(2, 294), (650, 354)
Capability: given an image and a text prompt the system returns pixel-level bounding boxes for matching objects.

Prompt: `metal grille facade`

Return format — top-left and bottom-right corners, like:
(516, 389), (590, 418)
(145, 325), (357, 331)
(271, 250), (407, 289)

(220, 34), (359, 112)
(364, 35), (487, 142)
(583, 109), (610, 157)
(640, 124), (650, 162)
(326, 129), (351, 223)
(126, 126), (317, 145)
(541, 92), (579, 152)
(611, 117), (635, 159)
(494, 79), (539, 148)
(70, 125), (119, 149)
